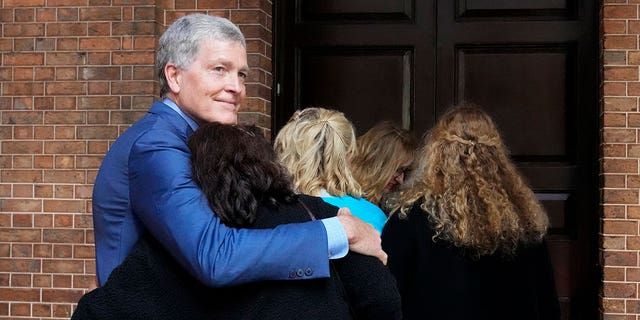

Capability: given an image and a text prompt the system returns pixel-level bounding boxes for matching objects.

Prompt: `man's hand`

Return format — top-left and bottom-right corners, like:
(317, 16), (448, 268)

(336, 207), (388, 265)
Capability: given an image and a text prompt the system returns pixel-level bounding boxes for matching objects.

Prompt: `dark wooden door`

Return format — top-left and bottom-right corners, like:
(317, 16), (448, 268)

(274, 1), (599, 319)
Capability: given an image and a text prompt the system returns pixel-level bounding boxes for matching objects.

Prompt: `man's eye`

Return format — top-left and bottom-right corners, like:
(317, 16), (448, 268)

(239, 72), (248, 79)
(214, 67), (225, 72)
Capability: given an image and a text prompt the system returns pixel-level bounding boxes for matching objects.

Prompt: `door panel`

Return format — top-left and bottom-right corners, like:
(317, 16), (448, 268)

(436, 2), (598, 318)
(274, 1), (598, 319)
(299, 48), (412, 132)
(274, 0), (435, 134)
(456, 45), (573, 158)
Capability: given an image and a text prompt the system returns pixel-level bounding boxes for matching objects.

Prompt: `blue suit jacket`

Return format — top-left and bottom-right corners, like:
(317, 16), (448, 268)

(92, 101), (329, 286)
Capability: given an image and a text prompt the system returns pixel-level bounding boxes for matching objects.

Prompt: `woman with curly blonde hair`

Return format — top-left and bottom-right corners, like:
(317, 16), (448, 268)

(274, 107), (388, 233)
(381, 103), (560, 320)
(351, 121), (416, 208)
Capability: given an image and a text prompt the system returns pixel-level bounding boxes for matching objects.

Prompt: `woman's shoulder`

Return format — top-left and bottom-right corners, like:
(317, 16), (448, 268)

(297, 194), (339, 219)
(388, 200), (428, 222)
(322, 194), (383, 213)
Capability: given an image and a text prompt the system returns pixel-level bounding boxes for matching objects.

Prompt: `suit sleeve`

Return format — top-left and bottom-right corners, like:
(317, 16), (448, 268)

(128, 129), (330, 287)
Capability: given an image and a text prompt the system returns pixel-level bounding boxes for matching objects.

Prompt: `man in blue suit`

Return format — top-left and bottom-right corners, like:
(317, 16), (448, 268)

(92, 13), (385, 287)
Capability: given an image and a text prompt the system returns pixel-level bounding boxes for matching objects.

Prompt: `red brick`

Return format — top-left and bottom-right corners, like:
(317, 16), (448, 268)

(73, 274), (97, 289)
(112, 21), (155, 35)
(629, 144), (640, 157)
(629, 175), (640, 188)
(41, 288), (84, 302)
(11, 274), (31, 287)
(32, 303), (51, 317)
(604, 298), (626, 313)
(33, 274), (51, 287)
(133, 36), (156, 50)
(45, 82), (86, 95)
(629, 82), (640, 97)
(34, 156), (54, 168)
(43, 170), (86, 184)
(603, 174), (626, 188)
(605, 67), (639, 81)
(55, 126), (76, 139)
(603, 128), (637, 143)
(80, 7), (122, 20)
(42, 260), (82, 275)
(3, 82), (45, 96)
(606, 35), (637, 49)
(88, 22), (111, 36)
(112, 51), (155, 65)
(604, 82), (627, 96)
(605, 20), (627, 34)
(603, 282), (637, 298)
(33, 243), (52, 257)
(53, 244), (73, 258)
(628, 267), (640, 281)
(0, 229), (41, 242)
(111, 81), (155, 94)
(52, 274), (71, 287)
(604, 5), (639, 19)
(44, 141), (86, 154)
(604, 220), (639, 234)
(1, 199), (41, 212)
(46, 22), (87, 37)
(3, 53), (44, 66)
(74, 245), (95, 259)
(604, 267), (626, 281)
(42, 229), (84, 243)
(604, 235), (627, 249)
(12, 243), (33, 257)
(0, 258), (41, 272)
(53, 304), (71, 318)
(4, 0), (45, 6)
(604, 251), (638, 266)
(604, 159), (639, 173)
(10, 303), (30, 316)
(55, 156), (75, 169)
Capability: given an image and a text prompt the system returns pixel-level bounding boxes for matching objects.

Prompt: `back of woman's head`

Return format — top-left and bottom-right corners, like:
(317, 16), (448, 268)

(351, 121), (416, 205)
(398, 103), (549, 257)
(188, 122), (296, 227)
(273, 107), (363, 197)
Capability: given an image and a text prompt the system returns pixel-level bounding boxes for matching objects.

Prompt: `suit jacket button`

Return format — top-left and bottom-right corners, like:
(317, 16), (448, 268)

(296, 269), (304, 277)
(305, 268), (313, 276)
(289, 270), (297, 278)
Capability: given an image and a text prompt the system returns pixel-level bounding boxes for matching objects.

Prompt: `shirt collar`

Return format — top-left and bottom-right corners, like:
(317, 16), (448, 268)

(319, 189), (333, 197)
(162, 98), (199, 132)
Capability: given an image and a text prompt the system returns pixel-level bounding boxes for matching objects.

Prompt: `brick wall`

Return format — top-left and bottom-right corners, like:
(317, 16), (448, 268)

(602, 1), (640, 319)
(0, 1), (273, 319)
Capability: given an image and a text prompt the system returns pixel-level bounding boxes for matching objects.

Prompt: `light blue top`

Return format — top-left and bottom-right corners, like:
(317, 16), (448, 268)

(319, 190), (388, 234)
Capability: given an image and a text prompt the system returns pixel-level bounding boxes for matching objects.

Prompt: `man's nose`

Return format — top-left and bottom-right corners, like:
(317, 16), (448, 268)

(225, 74), (243, 93)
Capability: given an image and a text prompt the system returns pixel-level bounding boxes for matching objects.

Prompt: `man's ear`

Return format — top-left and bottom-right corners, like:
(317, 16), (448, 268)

(165, 63), (181, 94)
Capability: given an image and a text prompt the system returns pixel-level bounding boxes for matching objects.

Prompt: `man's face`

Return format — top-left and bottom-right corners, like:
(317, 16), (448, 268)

(170, 40), (248, 125)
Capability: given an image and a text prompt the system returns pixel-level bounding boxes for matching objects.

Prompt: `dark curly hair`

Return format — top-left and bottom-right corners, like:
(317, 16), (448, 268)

(187, 122), (297, 228)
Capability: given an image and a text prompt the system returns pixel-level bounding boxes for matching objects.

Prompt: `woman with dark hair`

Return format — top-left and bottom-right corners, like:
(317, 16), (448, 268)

(73, 122), (401, 320)
(382, 104), (560, 320)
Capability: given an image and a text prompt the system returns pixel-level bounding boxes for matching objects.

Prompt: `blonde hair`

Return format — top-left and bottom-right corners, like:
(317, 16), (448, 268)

(394, 103), (549, 257)
(351, 121), (416, 205)
(274, 107), (363, 197)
